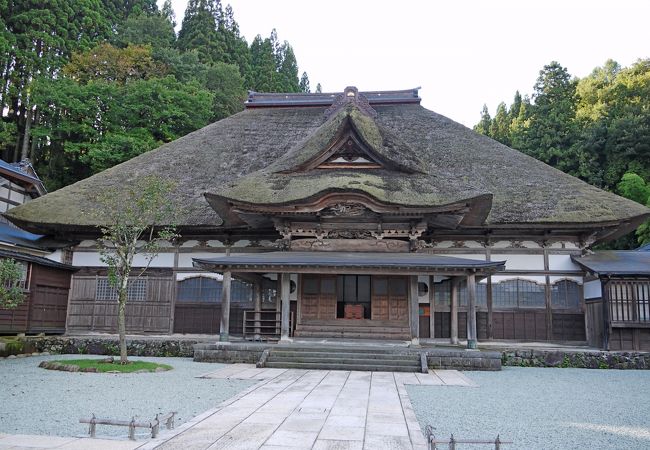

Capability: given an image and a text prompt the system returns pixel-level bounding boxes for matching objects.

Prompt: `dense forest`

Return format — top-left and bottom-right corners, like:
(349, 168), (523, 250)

(0, 0), (316, 189)
(475, 60), (650, 248)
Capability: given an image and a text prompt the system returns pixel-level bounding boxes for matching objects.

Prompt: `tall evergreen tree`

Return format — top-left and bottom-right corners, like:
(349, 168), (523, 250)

(299, 72), (310, 93)
(177, 0), (223, 64)
(474, 104), (492, 137)
(277, 43), (300, 92)
(489, 102), (510, 145)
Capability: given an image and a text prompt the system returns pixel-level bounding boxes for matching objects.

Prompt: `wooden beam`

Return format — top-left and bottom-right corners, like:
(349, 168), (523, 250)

(450, 277), (459, 345)
(467, 273), (477, 349)
(409, 275), (419, 345)
(280, 273), (291, 341)
(219, 270), (231, 342)
(429, 275), (435, 340)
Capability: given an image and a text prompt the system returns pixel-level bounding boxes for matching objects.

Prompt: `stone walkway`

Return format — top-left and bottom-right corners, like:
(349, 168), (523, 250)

(0, 366), (476, 450)
(150, 365), (476, 450)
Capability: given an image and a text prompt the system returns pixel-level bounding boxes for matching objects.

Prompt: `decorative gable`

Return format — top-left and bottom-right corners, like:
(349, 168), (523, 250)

(303, 127), (385, 170)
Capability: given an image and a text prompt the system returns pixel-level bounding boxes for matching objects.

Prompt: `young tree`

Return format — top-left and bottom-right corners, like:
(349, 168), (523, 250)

(0, 259), (26, 309)
(93, 176), (179, 364)
(474, 104), (492, 136)
(315, 83), (322, 93)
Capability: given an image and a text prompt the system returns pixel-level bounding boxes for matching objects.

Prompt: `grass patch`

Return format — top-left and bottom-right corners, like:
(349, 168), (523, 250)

(48, 359), (172, 373)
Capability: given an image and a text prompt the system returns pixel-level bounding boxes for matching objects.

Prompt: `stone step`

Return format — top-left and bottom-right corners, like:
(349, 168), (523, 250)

(273, 345), (416, 354)
(293, 330), (411, 340)
(265, 361), (421, 372)
(267, 356), (420, 367)
(296, 325), (410, 333)
(270, 351), (417, 361)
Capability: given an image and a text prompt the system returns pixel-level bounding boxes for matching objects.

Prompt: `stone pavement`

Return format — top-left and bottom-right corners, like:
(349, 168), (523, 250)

(0, 366), (476, 450)
(149, 365), (476, 450)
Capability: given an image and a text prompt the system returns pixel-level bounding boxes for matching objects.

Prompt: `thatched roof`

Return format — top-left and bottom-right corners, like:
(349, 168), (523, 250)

(5, 88), (649, 235)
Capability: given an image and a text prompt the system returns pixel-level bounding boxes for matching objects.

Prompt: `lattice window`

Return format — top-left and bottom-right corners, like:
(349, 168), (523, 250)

(493, 279), (545, 309)
(175, 277), (253, 303)
(551, 280), (581, 309)
(177, 277), (221, 302)
(96, 277), (147, 301)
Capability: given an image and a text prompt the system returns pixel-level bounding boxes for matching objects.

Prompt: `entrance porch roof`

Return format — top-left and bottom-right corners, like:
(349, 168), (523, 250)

(193, 251), (505, 276)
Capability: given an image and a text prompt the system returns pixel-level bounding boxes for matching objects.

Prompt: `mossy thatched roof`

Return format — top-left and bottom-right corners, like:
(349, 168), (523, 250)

(6, 95), (650, 235)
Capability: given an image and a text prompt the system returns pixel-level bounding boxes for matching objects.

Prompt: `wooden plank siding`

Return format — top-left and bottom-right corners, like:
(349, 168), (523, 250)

(0, 263), (71, 334)
(173, 303), (253, 335)
(67, 276), (173, 334)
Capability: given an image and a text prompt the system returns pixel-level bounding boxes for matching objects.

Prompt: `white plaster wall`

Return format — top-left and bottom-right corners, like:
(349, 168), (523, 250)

(176, 272), (223, 281)
(548, 254), (581, 271)
(436, 253), (486, 261)
(584, 279), (602, 299)
(178, 252), (226, 268)
(491, 275), (546, 284)
(45, 250), (63, 263)
(491, 254), (544, 271)
(72, 251), (175, 267)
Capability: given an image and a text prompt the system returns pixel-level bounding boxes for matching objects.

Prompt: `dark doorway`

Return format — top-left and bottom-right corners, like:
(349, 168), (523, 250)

(336, 275), (371, 319)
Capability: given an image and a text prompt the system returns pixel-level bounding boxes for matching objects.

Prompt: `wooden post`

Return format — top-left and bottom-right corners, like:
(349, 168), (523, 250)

(602, 277), (610, 350)
(450, 278), (459, 345)
(429, 275), (435, 340)
(409, 275), (419, 345)
(467, 272), (477, 349)
(275, 273), (281, 336)
(486, 275), (494, 340)
(253, 282), (262, 340)
(219, 271), (231, 342)
(280, 273), (291, 342)
(543, 247), (553, 340)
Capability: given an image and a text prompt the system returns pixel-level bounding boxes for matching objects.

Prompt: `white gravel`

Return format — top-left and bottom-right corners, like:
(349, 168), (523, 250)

(408, 367), (650, 449)
(0, 354), (255, 438)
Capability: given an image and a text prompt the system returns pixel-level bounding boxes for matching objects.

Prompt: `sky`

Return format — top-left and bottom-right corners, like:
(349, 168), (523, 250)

(165, 0), (650, 127)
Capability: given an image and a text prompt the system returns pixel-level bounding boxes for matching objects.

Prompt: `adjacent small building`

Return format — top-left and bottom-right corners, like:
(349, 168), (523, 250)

(5, 87), (650, 347)
(573, 247), (650, 351)
(0, 160), (75, 334)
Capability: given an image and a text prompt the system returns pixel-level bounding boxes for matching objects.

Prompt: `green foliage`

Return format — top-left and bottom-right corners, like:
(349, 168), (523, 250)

(0, 0), (307, 191)
(477, 59), (650, 249)
(64, 43), (167, 84)
(617, 173), (650, 245)
(299, 72), (310, 93)
(32, 75), (213, 186)
(204, 62), (246, 121)
(0, 258), (25, 309)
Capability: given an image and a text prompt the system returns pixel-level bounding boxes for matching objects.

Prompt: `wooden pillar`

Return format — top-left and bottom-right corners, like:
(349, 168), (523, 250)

(602, 277), (610, 350)
(450, 278), (459, 345)
(280, 273), (291, 342)
(219, 271), (231, 342)
(409, 275), (419, 345)
(486, 276), (494, 340)
(429, 275), (435, 340)
(467, 272), (477, 349)
(253, 282), (262, 341)
(275, 274), (281, 336)
(543, 247), (553, 340)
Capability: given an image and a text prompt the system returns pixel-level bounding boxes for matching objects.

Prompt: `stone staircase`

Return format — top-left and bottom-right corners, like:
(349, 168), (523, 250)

(293, 323), (411, 340)
(261, 345), (425, 373)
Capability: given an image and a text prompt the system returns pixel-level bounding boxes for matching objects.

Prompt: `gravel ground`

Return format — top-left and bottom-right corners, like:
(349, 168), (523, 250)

(408, 367), (650, 449)
(0, 354), (255, 438)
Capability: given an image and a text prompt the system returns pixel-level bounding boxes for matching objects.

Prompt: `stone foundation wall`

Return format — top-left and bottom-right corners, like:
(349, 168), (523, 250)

(424, 349), (501, 371)
(21, 336), (198, 358)
(193, 343), (267, 364)
(502, 349), (650, 369)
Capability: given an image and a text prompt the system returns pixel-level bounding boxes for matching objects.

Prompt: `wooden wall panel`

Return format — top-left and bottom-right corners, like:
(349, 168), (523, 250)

(492, 311), (548, 341)
(173, 304), (249, 335)
(585, 301), (604, 348)
(67, 276), (172, 334)
(552, 313), (586, 341)
(0, 297), (29, 332)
